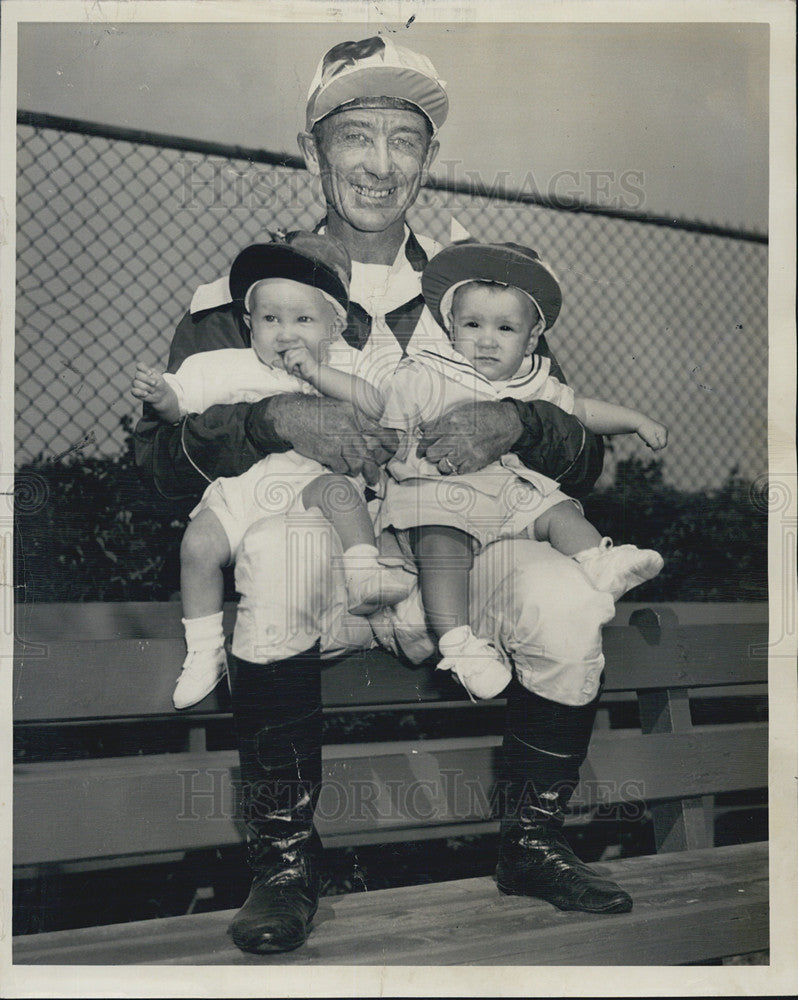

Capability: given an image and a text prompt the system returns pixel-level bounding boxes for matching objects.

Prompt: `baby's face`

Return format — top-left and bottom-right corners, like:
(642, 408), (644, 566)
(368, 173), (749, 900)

(246, 279), (341, 367)
(450, 284), (540, 381)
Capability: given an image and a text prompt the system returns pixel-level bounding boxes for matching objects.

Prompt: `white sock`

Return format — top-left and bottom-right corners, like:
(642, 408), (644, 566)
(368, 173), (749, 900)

(182, 611), (225, 653)
(572, 537), (613, 563)
(438, 625), (472, 651)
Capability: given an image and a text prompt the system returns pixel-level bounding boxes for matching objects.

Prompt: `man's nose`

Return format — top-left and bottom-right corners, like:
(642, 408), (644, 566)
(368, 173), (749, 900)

(362, 137), (392, 178)
(477, 328), (498, 347)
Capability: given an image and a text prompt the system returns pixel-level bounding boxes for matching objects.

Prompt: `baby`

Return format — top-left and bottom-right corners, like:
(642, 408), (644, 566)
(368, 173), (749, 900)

(131, 232), (413, 709)
(375, 240), (668, 700)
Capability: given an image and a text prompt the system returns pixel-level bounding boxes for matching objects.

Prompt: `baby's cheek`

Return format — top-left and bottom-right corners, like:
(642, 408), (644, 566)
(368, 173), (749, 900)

(452, 336), (475, 361)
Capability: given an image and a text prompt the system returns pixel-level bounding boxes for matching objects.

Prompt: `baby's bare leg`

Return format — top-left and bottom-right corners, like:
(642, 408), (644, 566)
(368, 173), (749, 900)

(302, 474), (374, 549)
(412, 525), (474, 639)
(181, 507), (232, 619)
(414, 525), (510, 701)
(536, 500), (664, 601)
(304, 474), (414, 615)
(534, 500), (602, 556)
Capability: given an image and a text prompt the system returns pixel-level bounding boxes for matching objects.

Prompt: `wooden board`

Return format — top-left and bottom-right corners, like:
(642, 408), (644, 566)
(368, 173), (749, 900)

(11, 842), (768, 966)
(13, 624), (768, 722)
(13, 724), (767, 866)
(12, 600), (769, 643)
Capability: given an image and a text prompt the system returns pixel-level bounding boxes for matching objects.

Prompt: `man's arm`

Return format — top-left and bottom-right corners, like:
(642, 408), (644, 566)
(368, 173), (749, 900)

(417, 398), (604, 498)
(506, 398), (605, 499)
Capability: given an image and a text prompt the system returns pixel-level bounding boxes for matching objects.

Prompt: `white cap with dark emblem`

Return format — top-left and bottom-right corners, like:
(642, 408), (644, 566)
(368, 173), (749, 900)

(306, 36), (448, 133)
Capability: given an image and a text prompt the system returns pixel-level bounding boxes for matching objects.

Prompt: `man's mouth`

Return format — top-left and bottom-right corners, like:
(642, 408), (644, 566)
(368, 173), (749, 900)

(351, 183), (398, 201)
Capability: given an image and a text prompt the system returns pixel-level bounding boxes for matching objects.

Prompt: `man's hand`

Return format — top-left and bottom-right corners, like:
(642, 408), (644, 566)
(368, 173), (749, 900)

(262, 394), (398, 484)
(417, 399), (523, 475)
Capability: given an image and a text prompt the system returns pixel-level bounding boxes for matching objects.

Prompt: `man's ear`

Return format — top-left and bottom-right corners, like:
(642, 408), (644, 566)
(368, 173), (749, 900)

(297, 131), (321, 177)
(241, 312), (252, 330)
(421, 138), (440, 186)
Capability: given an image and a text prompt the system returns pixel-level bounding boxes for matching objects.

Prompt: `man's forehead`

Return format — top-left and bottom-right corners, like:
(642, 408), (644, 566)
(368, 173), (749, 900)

(320, 104), (431, 135)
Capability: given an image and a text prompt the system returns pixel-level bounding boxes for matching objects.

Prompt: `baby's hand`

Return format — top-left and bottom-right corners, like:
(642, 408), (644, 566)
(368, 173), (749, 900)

(282, 346), (319, 382)
(131, 363), (168, 403)
(637, 418), (668, 451)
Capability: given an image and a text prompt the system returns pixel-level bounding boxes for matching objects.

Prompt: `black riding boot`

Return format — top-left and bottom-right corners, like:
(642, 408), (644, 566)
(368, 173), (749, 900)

(495, 678), (632, 914)
(227, 646), (324, 953)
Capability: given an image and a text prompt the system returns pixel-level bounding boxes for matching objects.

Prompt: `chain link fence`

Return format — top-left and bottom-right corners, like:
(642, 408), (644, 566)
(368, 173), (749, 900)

(16, 114), (767, 491)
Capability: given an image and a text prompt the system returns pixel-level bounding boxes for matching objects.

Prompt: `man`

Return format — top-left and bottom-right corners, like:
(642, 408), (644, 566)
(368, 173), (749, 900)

(135, 35), (631, 955)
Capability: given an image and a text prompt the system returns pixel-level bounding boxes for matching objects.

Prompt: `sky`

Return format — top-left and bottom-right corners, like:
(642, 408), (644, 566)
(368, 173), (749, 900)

(15, 18), (769, 232)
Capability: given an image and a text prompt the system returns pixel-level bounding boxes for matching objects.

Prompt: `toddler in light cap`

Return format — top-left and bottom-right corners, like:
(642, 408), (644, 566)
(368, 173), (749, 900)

(375, 239), (668, 701)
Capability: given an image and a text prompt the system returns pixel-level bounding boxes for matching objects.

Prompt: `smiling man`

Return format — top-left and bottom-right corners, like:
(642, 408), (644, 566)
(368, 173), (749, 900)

(135, 34), (629, 956)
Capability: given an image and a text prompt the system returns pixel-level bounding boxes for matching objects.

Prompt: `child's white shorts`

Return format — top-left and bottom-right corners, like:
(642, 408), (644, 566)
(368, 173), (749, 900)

(189, 450), (364, 561)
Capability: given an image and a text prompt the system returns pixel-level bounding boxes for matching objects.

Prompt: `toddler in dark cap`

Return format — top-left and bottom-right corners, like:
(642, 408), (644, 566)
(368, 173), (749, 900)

(132, 231), (414, 709)
(376, 240), (668, 702)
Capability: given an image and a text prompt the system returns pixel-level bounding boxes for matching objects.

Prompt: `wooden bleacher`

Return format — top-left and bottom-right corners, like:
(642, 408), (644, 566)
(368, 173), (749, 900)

(12, 600), (768, 965)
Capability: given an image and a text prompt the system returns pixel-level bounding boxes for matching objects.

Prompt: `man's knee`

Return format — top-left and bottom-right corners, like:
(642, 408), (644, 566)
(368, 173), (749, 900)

(513, 543), (614, 654)
(470, 539), (614, 681)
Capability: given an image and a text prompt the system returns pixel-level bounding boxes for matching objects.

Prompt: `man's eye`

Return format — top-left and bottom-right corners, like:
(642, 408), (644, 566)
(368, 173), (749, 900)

(297, 316), (314, 323)
(262, 315), (277, 322)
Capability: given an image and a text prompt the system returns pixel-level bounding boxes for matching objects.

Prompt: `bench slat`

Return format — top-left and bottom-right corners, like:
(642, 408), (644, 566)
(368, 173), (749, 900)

(13, 621), (768, 723)
(13, 724), (767, 866)
(13, 600), (769, 643)
(11, 842), (768, 966)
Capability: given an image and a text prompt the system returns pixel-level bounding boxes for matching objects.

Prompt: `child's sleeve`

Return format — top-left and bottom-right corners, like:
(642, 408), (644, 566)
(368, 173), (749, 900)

(379, 358), (428, 431)
(535, 374), (576, 414)
(161, 353), (217, 416)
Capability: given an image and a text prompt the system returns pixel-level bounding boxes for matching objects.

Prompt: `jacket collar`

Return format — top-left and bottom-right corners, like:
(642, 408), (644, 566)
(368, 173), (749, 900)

(313, 218), (429, 272)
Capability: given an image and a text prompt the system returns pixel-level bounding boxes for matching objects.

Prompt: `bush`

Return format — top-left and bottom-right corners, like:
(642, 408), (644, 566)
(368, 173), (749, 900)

(15, 438), (767, 603)
(15, 418), (187, 602)
(582, 457), (767, 601)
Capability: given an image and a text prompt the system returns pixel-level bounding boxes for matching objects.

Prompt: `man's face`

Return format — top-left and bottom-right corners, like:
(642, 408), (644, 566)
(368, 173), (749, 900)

(300, 107), (439, 233)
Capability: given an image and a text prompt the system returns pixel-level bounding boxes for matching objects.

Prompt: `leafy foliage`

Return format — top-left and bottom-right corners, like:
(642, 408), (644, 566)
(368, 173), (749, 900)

(15, 418), (186, 603)
(582, 458), (767, 601)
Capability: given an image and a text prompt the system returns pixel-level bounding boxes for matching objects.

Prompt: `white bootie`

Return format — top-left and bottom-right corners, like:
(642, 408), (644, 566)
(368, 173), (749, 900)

(174, 612), (227, 710)
(436, 625), (511, 701)
(343, 544), (416, 616)
(574, 538), (664, 602)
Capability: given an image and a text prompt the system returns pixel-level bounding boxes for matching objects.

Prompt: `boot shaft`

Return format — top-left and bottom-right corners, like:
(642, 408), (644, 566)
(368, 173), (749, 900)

(228, 648), (323, 871)
(499, 677), (602, 820)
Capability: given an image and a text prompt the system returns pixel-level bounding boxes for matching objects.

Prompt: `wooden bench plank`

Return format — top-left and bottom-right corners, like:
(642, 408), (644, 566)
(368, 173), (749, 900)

(13, 600), (769, 644)
(13, 724), (767, 866)
(13, 621), (768, 722)
(11, 842), (768, 966)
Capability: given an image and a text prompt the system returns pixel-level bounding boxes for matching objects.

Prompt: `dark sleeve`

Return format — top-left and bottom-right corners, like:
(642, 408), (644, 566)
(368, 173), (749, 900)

(506, 334), (605, 498)
(133, 303), (290, 504)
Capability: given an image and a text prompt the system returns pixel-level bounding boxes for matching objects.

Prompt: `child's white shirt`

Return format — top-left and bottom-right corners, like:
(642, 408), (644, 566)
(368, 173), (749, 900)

(163, 342), (371, 417)
(380, 340), (575, 482)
